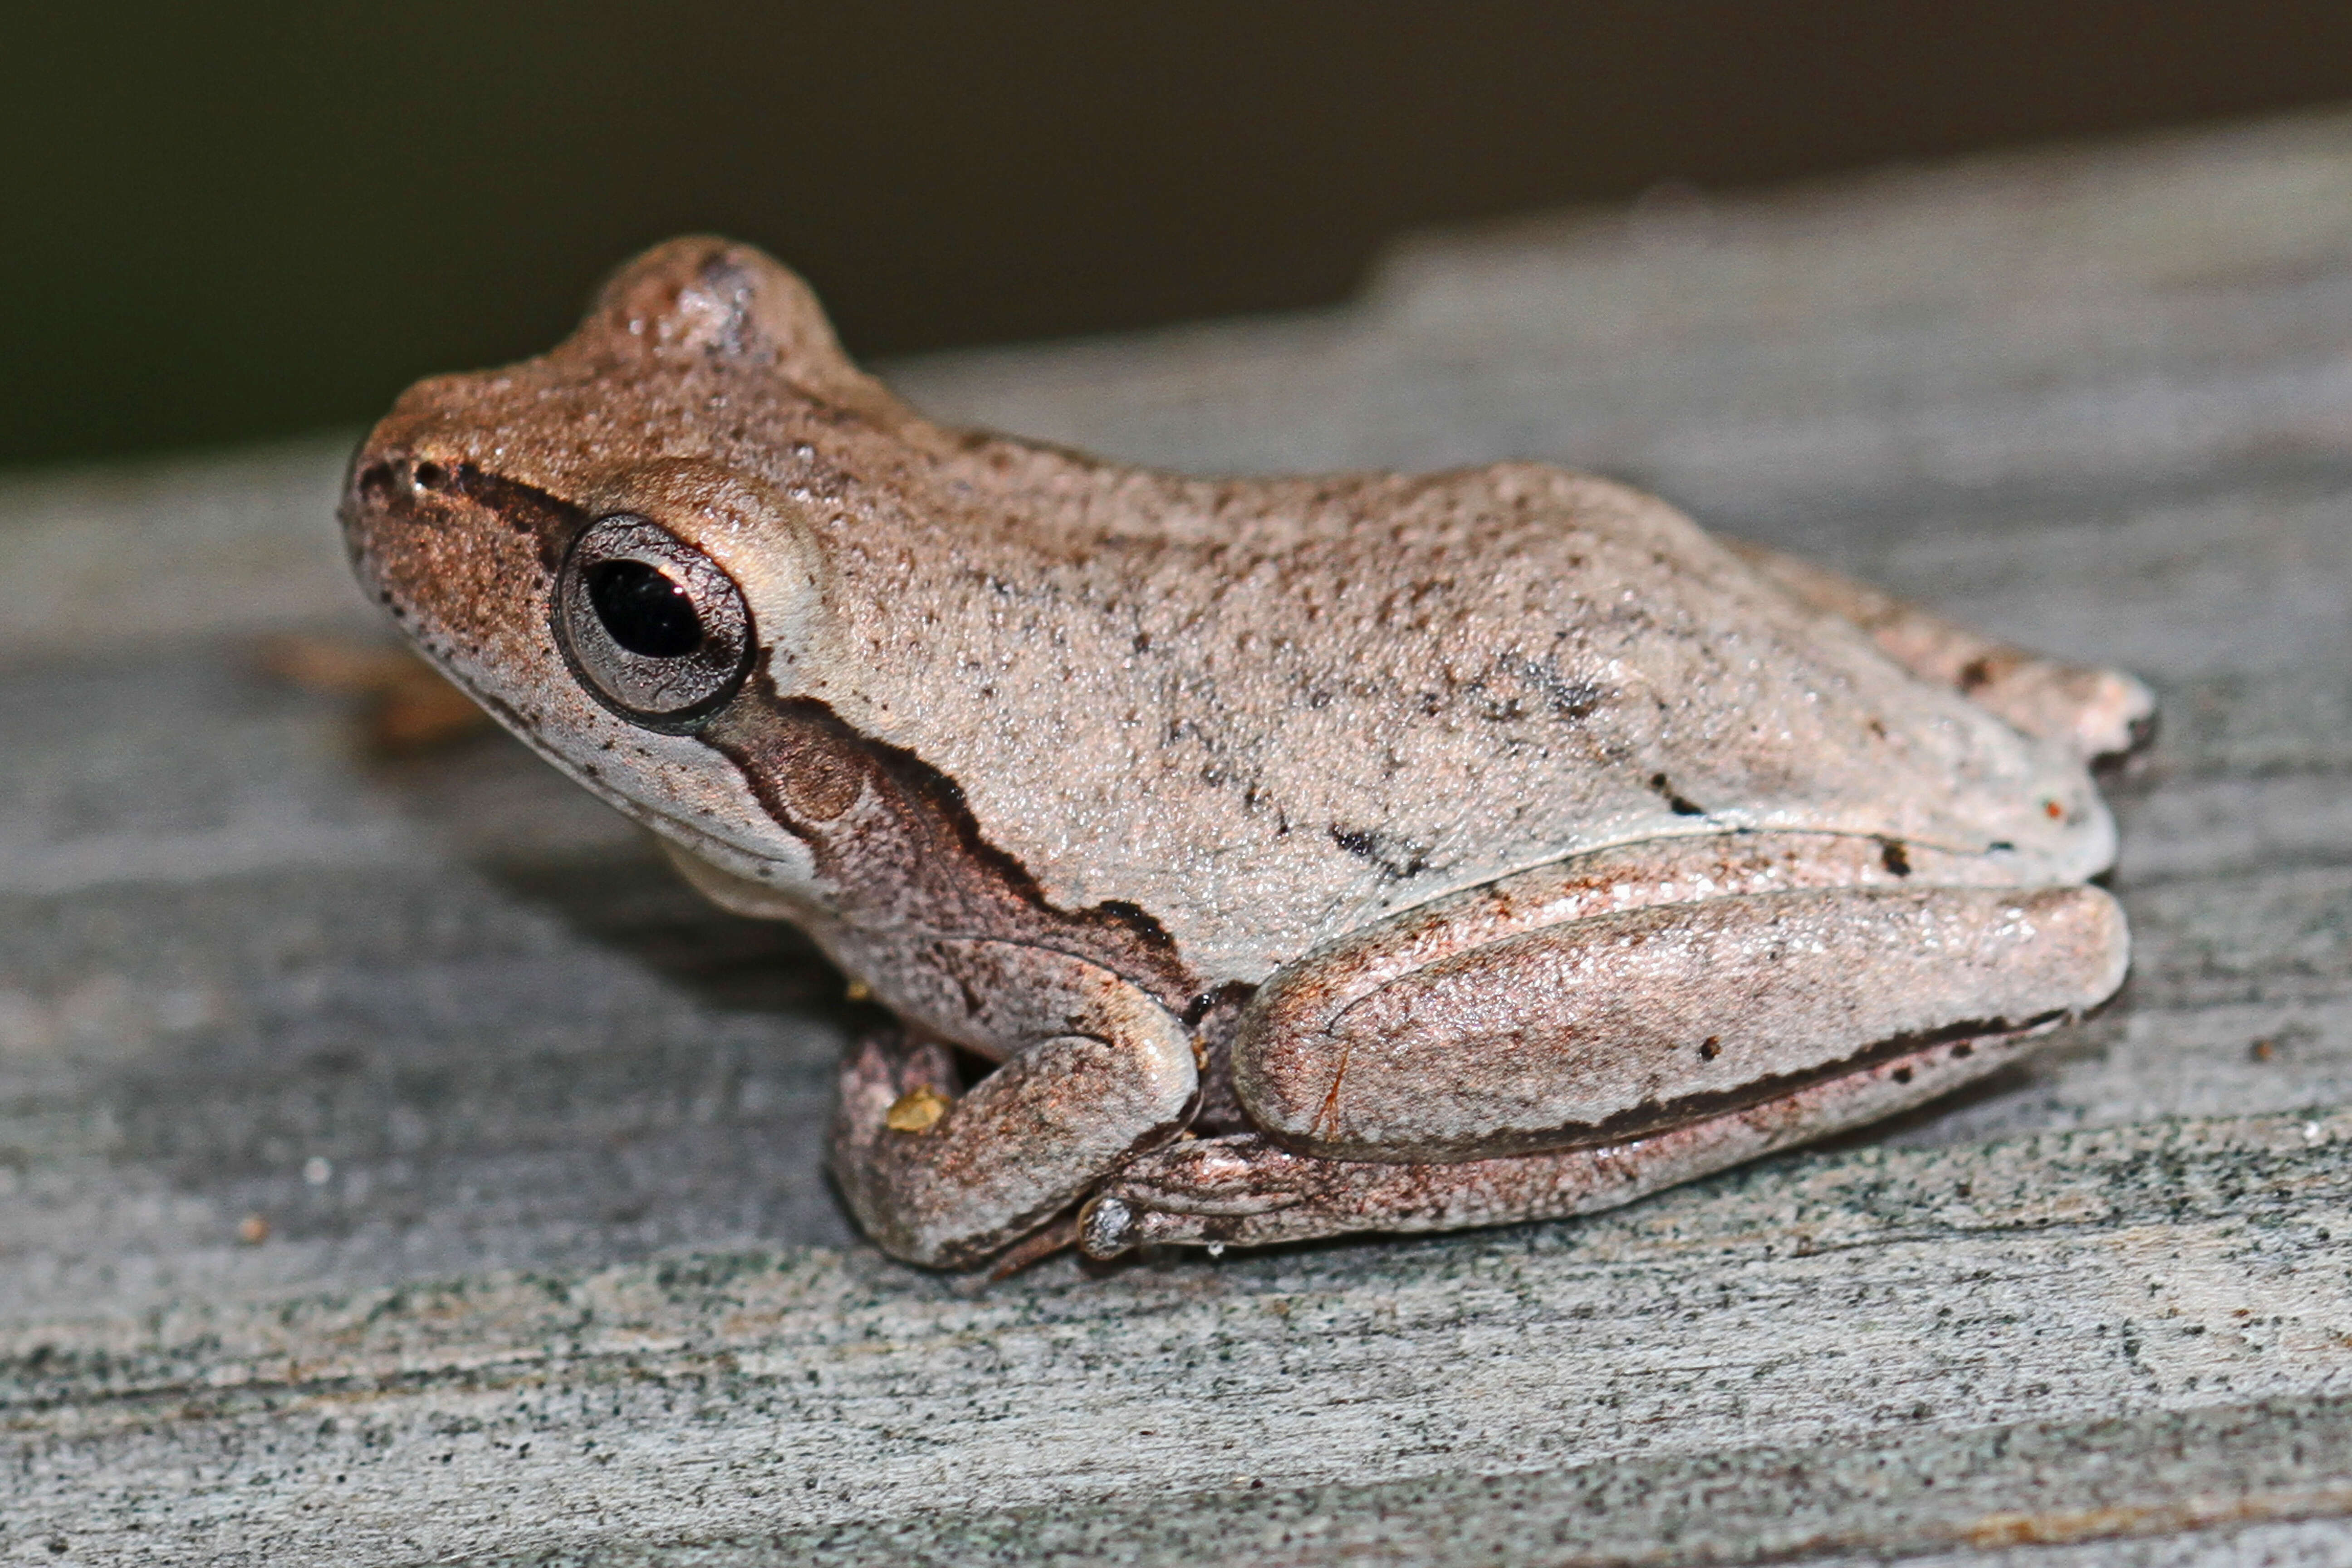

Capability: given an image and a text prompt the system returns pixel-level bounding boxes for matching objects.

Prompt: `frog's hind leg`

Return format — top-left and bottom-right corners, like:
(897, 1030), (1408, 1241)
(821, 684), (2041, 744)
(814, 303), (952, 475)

(1236, 877), (2126, 1166)
(1723, 538), (2155, 761)
(1084, 839), (2129, 1259)
(1078, 1020), (2039, 1257)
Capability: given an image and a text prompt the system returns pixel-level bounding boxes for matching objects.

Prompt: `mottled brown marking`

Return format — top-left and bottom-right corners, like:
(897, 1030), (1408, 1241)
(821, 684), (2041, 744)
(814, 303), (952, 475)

(704, 686), (1197, 1009)
(1648, 772), (1707, 816)
(346, 455), (591, 576)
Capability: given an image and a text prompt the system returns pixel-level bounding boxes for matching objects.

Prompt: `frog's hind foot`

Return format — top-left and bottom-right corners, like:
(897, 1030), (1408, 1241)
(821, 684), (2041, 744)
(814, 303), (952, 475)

(1725, 539), (2156, 762)
(1078, 1018), (2052, 1258)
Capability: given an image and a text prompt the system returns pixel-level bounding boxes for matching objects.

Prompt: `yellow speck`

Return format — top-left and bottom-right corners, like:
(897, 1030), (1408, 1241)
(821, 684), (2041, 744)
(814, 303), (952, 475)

(886, 1086), (951, 1133)
(236, 1213), (271, 1245)
(843, 979), (872, 1003)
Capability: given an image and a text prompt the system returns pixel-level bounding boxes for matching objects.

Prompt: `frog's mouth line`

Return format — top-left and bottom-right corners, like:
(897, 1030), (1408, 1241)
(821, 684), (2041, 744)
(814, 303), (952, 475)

(370, 599), (808, 889)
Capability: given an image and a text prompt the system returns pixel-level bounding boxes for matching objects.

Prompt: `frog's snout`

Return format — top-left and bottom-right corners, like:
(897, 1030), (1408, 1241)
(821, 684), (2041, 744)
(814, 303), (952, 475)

(339, 445), (459, 558)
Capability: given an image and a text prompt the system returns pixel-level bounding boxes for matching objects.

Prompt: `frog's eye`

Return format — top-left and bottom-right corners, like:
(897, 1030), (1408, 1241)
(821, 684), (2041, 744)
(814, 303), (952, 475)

(555, 514), (755, 727)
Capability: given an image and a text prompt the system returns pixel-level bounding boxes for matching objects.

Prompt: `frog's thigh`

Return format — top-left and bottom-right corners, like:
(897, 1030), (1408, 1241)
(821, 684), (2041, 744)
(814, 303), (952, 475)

(1082, 1022), (2033, 1257)
(829, 940), (1196, 1270)
(1235, 883), (2126, 1163)
(1724, 539), (2155, 760)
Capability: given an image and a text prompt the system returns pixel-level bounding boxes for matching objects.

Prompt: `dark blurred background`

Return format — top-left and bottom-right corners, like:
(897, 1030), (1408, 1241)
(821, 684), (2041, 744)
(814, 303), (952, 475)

(11, 1), (2352, 471)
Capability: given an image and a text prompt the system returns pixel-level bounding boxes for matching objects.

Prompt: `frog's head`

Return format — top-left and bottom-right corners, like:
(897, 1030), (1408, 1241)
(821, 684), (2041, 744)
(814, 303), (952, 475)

(340, 238), (906, 902)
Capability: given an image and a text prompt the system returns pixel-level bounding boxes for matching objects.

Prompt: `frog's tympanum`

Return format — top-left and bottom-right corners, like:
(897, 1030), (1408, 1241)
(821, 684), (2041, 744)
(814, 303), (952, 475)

(343, 240), (2152, 1270)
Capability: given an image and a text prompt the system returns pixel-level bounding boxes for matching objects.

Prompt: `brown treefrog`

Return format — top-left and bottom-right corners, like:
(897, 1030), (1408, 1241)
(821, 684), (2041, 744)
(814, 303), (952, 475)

(342, 240), (2152, 1271)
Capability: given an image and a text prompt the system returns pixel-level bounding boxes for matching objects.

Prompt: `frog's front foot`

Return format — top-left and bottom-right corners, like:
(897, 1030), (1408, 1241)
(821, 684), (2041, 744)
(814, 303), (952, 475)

(829, 968), (1197, 1270)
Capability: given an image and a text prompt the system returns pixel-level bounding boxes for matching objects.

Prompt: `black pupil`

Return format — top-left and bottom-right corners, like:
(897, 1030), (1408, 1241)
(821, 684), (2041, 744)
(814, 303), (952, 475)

(586, 559), (704, 658)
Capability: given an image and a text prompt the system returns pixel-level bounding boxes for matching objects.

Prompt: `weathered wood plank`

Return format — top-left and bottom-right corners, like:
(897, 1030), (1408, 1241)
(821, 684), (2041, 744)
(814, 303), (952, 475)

(7, 1113), (2352, 1563)
(5, 108), (2352, 1563)
(630, 1398), (2352, 1567)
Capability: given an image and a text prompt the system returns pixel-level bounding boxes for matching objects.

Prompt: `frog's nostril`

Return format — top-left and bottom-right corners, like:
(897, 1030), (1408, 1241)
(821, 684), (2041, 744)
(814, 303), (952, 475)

(349, 460), (400, 502)
(412, 461), (446, 492)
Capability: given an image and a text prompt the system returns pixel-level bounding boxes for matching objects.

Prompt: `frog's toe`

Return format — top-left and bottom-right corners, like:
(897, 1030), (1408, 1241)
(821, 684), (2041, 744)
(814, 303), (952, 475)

(1076, 1195), (1139, 1259)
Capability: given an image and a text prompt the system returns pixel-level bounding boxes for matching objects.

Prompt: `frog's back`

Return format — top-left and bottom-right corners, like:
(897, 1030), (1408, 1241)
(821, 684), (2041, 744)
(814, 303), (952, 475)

(356, 238), (2107, 990)
(821, 447), (2112, 986)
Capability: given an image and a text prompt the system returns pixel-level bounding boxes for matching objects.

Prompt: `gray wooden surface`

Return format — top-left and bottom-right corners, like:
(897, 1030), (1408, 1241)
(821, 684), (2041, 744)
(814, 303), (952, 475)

(6, 110), (2352, 1565)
